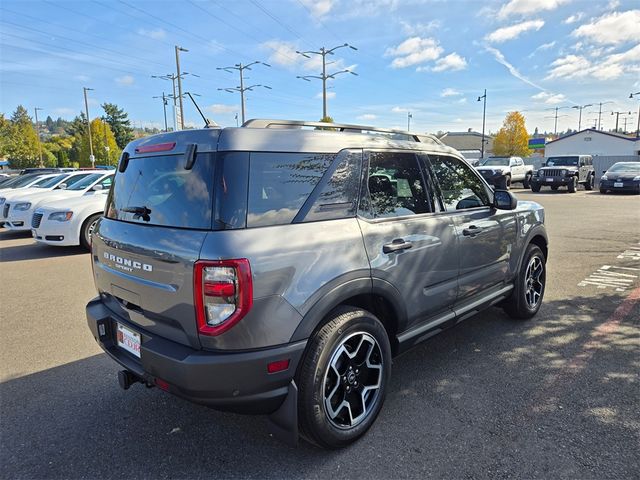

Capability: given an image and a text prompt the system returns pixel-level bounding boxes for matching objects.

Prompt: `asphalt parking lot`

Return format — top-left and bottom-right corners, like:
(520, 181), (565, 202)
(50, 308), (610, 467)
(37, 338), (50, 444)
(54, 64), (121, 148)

(1, 188), (639, 479)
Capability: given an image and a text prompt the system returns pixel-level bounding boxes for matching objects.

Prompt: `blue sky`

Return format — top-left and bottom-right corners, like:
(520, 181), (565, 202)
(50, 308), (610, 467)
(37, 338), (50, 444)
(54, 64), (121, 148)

(1, 0), (639, 135)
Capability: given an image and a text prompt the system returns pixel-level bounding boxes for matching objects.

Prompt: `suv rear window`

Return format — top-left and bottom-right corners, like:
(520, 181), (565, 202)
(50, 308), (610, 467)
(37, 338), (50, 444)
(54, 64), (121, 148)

(106, 154), (214, 229)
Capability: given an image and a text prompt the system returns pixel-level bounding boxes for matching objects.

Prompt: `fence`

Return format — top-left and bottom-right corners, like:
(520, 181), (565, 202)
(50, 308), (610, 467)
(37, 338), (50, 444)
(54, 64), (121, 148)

(523, 155), (640, 174)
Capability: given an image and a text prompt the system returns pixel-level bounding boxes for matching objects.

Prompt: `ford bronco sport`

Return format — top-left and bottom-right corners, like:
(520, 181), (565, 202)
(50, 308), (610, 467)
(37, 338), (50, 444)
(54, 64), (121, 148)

(86, 119), (548, 449)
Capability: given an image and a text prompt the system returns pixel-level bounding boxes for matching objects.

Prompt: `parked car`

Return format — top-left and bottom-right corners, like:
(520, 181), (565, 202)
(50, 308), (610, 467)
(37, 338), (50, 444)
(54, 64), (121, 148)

(32, 188), (109, 249)
(86, 119), (548, 449)
(2, 172), (113, 231)
(531, 155), (595, 192)
(0, 173), (55, 192)
(599, 162), (640, 194)
(475, 156), (534, 189)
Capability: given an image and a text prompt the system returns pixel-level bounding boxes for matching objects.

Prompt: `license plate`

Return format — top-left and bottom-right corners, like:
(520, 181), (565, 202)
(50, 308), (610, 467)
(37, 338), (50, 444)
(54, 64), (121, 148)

(614, 182), (624, 187)
(546, 178), (554, 182)
(117, 323), (141, 358)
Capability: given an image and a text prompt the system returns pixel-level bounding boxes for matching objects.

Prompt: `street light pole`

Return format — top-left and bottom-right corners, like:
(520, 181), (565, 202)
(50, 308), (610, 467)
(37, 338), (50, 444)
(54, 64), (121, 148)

(630, 92), (640, 138)
(477, 89), (487, 160)
(296, 43), (358, 120)
(545, 106), (571, 136)
(595, 101), (613, 130)
(217, 61), (271, 125)
(34, 107), (43, 167)
(610, 110), (631, 133)
(83, 87), (95, 168)
(572, 104), (593, 131)
(175, 45), (188, 130)
(407, 112), (412, 131)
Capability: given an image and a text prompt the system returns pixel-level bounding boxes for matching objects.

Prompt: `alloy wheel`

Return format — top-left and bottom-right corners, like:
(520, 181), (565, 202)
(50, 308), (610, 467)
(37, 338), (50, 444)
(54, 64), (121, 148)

(524, 255), (544, 309)
(323, 331), (384, 429)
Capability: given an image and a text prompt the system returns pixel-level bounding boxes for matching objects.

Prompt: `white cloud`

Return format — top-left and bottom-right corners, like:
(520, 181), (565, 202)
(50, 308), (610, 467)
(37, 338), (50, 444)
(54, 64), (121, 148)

(608, 0), (621, 9)
(528, 41), (556, 58)
(531, 92), (567, 104)
(485, 46), (545, 90)
(206, 104), (238, 114)
(546, 44), (640, 80)
(441, 88), (462, 97)
(391, 106), (409, 113)
(316, 91), (336, 99)
(299, 0), (336, 17)
(497, 0), (570, 19)
(431, 53), (468, 72)
(564, 13), (584, 24)
(573, 10), (640, 45)
(115, 75), (134, 86)
(385, 36), (443, 68)
(138, 28), (166, 40)
(400, 20), (441, 35)
(485, 19), (544, 43)
(357, 114), (378, 120)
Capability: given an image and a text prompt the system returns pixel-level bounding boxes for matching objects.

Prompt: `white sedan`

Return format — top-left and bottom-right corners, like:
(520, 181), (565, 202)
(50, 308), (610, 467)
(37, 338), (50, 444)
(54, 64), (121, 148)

(0, 171), (100, 207)
(2, 172), (114, 231)
(32, 189), (110, 249)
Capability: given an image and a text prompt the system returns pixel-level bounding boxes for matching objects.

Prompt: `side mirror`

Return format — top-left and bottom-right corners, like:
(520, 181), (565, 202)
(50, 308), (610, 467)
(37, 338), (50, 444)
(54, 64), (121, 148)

(91, 184), (103, 191)
(602, 170), (607, 174)
(58, 183), (67, 190)
(493, 190), (517, 210)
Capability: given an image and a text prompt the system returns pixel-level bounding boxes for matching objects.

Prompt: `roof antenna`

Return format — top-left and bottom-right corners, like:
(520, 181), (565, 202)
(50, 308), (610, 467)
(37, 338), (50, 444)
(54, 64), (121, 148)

(184, 92), (218, 128)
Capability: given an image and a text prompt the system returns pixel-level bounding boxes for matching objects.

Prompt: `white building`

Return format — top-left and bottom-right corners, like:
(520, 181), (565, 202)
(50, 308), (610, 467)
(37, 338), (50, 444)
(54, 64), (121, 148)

(545, 129), (640, 157)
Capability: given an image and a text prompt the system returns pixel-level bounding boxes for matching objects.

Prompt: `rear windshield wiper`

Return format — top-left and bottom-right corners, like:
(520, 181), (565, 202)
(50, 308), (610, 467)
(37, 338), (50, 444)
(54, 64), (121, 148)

(121, 205), (151, 221)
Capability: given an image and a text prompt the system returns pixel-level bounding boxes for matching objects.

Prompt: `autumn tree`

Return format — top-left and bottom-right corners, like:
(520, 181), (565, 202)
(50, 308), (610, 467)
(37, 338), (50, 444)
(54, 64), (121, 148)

(102, 103), (134, 149)
(74, 118), (120, 167)
(493, 111), (531, 157)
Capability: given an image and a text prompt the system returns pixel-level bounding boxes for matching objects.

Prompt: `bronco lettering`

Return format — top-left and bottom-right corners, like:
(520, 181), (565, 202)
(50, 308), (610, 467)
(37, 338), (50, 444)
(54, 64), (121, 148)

(103, 252), (153, 272)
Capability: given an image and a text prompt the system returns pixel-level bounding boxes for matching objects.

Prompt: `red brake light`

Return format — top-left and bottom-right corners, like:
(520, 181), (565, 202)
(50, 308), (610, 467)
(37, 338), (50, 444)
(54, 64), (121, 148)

(267, 359), (290, 374)
(135, 142), (176, 154)
(194, 259), (253, 336)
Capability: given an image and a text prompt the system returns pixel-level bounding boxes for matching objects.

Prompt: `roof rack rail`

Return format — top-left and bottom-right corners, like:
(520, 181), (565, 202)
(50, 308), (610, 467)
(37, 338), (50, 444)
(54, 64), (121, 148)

(241, 119), (443, 146)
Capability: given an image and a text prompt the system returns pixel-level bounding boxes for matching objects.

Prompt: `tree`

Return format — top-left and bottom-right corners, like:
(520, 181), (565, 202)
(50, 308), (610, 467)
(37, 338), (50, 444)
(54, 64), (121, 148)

(102, 103), (134, 149)
(44, 136), (74, 167)
(316, 116), (337, 131)
(74, 118), (120, 167)
(493, 111), (531, 157)
(2, 106), (41, 168)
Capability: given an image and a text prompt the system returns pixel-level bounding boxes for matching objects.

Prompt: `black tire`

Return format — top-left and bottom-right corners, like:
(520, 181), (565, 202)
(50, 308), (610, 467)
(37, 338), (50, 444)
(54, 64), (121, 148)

(584, 174), (594, 190)
(498, 176), (509, 190)
(567, 176), (577, 193)
(80, 213), (101, 250)
(523, 173), (532, 189)
(551, 186), (559, 191)
(506, 175), (512, 189)
(297, 306), (392, 449)
(599, 188), (607, 194)
(531, 183), (541, 192)
(503, 244), (546, 320)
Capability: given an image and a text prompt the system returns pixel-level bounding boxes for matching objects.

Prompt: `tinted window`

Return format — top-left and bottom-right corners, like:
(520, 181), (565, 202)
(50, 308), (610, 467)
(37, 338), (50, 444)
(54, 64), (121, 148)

(547, 156), (578, 166)
(67, 173), (103, 191)
(428, 155), (491, 211)
(214, 152), (249, 230)
(361, 151), (430, 219)
(63, 173), (94, 187)
(304, 150), (361, 222)
(99, 175), (113, 189)
(482, 158), (509, 166)
(106, 154), (214, 229)
(34, 174), (67, 188)
(247, 152), (334, 227)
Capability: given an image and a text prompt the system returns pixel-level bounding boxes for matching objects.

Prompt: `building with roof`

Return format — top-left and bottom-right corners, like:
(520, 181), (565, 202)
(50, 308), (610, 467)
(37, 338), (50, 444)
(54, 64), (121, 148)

(438, 129), (494, 158)
(545, 129), (640, 157)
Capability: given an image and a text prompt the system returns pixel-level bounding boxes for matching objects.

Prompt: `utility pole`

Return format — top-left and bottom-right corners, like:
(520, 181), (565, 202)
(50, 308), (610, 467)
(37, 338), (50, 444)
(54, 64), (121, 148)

(572, 103), (592, 131)
(296, 43), (358, 120)
(175, 45), (188, 130)
(594, 101), (613, 130)
(610, 110), (631, 133)
(477, 89), (487, 160)
(217, 61), (271, 124)
(545, 106), (571, 136)
(630, 92), (640, 138)
(83, 87), (95, 168)
(619, 113), (635, 134)
(152, 72), (199, 131)
(152, 93), (169, 132)
(407, 112), (412, 131)
(34, 107), (43, 167)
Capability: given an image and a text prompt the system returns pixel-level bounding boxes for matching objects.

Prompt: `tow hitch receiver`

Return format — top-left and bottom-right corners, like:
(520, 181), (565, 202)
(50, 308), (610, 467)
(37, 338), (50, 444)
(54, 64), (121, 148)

(117, 370), (142, 390)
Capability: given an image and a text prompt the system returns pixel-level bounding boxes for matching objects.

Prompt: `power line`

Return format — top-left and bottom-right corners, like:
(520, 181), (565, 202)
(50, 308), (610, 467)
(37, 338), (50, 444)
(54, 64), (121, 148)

(217, 61), (272, 124)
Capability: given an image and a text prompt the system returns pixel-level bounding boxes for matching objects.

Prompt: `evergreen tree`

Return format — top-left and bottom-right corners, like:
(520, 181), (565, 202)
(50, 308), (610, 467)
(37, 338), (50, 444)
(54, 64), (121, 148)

(45, 115), (54, 131)
(3, 106), (41, 168)
(102, 103), (134, 149)
(11, 105), (31, 124)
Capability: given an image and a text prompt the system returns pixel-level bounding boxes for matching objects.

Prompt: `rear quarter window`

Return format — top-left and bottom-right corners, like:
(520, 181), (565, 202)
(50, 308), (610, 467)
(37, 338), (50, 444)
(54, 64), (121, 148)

(106, 153), (214, 229)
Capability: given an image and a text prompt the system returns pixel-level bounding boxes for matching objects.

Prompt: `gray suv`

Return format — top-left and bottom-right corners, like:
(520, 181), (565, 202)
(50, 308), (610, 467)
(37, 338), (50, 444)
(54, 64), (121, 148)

(86, 119), (548, 449)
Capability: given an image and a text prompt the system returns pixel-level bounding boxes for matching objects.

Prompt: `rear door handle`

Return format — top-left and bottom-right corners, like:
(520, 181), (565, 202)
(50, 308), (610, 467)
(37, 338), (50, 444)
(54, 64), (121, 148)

(462, 225), (483, 237)
(383, 239), (413, 254)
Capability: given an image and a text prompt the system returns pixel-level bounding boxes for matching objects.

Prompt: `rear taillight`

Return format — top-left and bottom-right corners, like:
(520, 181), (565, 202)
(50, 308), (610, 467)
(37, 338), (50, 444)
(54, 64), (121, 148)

(194, 259), (252, 336)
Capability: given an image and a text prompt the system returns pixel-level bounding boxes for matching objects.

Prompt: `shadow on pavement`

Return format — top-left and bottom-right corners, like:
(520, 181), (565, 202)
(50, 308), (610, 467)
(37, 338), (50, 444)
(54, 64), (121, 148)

(1, 293), (638, 479)
(0, 229), (87, 262)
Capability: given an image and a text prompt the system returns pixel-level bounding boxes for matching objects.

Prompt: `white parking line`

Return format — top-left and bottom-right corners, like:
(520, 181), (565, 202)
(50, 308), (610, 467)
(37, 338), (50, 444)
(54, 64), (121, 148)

(579, 242), (640, 292)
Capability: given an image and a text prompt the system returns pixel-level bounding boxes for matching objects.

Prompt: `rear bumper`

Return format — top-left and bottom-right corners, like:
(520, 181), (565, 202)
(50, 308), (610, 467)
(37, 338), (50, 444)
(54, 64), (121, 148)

(86, 297), (307, 414)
